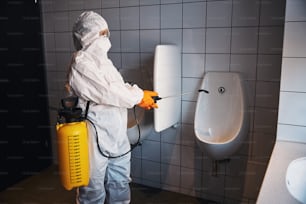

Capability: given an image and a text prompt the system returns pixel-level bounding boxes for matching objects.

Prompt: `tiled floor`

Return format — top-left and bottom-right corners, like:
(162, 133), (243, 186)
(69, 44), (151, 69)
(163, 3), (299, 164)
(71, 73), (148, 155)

(0, 165), (216, 204)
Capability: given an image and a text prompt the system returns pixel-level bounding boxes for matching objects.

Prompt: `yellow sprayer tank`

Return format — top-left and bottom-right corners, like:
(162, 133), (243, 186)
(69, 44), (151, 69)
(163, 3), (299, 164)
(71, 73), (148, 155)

(56, 121), (89, 190)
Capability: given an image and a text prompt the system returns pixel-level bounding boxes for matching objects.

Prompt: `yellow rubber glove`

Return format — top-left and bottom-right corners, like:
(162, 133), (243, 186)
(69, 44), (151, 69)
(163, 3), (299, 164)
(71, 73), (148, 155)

(137, 90), (159, 110)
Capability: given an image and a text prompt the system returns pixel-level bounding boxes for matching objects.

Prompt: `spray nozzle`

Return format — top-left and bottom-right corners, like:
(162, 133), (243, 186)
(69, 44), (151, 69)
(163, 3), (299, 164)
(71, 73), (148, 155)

(152, 96), (162, 103)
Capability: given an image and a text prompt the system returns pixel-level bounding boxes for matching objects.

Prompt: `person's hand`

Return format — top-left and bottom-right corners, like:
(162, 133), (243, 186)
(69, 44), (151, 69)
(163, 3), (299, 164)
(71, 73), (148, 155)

(137, 90), (159, 110)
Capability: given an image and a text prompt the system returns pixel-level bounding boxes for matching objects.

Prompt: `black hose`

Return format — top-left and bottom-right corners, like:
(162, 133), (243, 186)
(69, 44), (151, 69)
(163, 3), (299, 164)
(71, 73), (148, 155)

(86, 105), (141, 159)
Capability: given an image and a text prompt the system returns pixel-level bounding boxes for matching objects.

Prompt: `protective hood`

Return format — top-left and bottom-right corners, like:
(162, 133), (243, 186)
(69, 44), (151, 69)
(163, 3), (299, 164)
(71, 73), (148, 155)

(72, 11), (110, 50)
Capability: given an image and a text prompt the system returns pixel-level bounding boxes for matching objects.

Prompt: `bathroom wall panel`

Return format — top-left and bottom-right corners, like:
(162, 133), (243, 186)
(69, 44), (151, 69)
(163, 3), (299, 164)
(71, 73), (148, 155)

(181, 101), (196, 124)
(68, 0), (84, 10)
(140, 5), (160, 29)
(283, 22), (306, 57)
(101, 0), (119, 8)
(160, 125), (181, 144)
(109, 31), (121, 52)
(160, 29), (181, 49)
(278, 92), (306, 127)
(232, 0), (260, 26)
(53, 12), (69, 32)
(180, 167), (202, 197)
(120, 7), (140, 30)
(161, 143), (181, 165)
(280, 58), (306, 92)
(140, 30), (161, 52)
(257, 55), (282, 82)
(182, 78), (202, 101)
(206, 28), (231, 53)
(54, 33), (70, 52)
(55, 52), (70, 72)
(239, 162), (267, 199)
(43, 33), (56, 52)
(141, 160), (161, 188)
(121, 30), (140, 52)
(140, 0), (161, 6)
(42, 13), (54, 32)
(260, 0), (286, 26)
(161, 4), (183, 29)
(84, 0), (101, 9)
(230, 54), (257, 80)
(224, 175), (245, 200)
(141, 140), (161, 162)
(253, 108), (278, 135)
(131, 145), (142, 159)
(251, 132), (276, 163)
(161, 164), (181, 187)
(237, 132), (253, 157)
(40, 0), (53, 12)
(120, 0), (140, 7)
(131, 157), (142, 179)
(201, 171), (225, 198)
(108, 53), (122, 69)
(255, 81), (280, 108)
(53, 0), (69, 11)
(143, 129), (161, 141)
(45, 53), (57, 72)
(244, 81), (256, 108)
(181, 145), (202, 170)
(182, 28), (206, 53)
(121, 53), (140, 69)
(277, 124), (306, 143)
(231, 27), (258, 54)
(182, 2), (206, 28)
(206, 0), (232, 27)
(182, 54), (205, 77)
(226, 156), (248, 177)
(206, 54), (230, 72)
(258, 27), (284, 54)
(102, 8), (120, 30)
(285, 0), (306, 21)
(181, 124), (197, 147)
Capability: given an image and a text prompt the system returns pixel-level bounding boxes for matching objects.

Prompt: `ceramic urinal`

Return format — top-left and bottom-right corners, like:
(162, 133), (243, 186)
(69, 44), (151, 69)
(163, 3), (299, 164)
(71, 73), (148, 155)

(194, 72), (249, 160)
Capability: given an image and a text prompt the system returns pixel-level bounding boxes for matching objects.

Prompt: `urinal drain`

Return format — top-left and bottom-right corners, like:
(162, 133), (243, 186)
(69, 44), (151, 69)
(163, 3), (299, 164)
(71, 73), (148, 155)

(218, 86), (225, 94)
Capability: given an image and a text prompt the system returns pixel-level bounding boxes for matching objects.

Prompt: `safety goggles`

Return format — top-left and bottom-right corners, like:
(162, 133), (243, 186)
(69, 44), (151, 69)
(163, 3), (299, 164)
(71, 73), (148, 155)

(99, 29), (110, 38)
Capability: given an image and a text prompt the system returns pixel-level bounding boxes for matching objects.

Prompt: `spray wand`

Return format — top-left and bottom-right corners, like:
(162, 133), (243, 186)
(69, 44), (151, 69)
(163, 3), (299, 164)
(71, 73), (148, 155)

(152, 89), (209, 103)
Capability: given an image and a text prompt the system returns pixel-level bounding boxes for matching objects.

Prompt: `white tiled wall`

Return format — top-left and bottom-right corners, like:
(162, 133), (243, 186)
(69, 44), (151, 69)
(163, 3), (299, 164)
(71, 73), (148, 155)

(41, 0), (286, 203)
(277, 0), (306, 144)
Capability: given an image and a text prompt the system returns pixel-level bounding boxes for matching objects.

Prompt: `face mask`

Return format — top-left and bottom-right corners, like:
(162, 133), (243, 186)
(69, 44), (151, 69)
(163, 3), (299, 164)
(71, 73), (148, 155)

(96, 36), (111, 53)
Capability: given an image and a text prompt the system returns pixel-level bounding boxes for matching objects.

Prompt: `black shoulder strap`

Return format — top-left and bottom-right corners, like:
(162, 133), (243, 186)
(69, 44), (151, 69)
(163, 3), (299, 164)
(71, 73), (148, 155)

(84, 101), (90, 119)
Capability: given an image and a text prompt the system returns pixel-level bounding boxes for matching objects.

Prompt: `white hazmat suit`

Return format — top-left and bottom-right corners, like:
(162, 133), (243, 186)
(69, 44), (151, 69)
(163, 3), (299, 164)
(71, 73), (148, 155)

(66, 11), (156, 204)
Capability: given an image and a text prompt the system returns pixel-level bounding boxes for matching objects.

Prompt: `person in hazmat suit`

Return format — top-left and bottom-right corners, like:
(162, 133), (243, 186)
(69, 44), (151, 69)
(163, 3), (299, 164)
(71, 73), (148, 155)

(65, 11), (158, 204)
